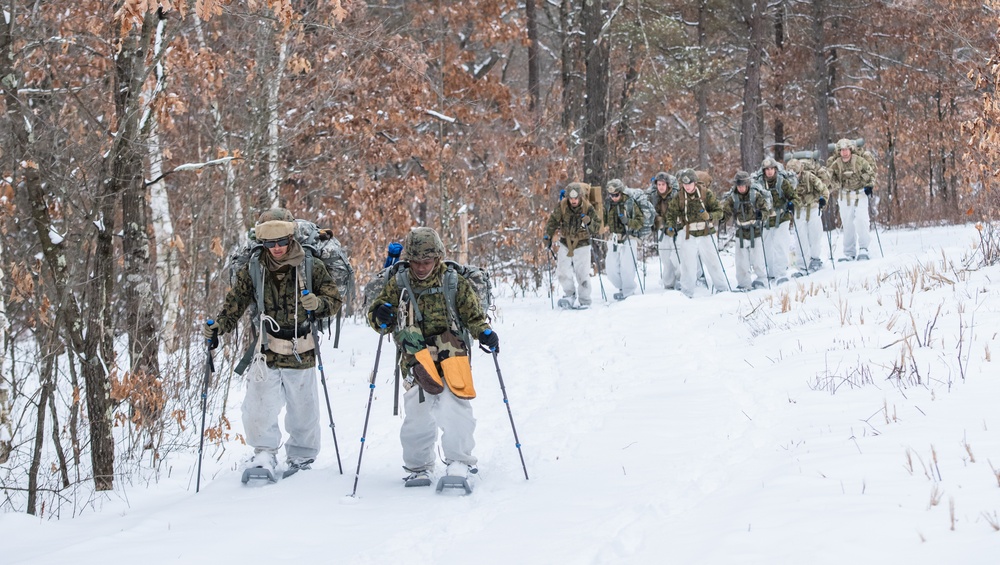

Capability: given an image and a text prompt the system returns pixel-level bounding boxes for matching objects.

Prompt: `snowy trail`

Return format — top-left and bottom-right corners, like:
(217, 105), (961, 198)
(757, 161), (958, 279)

(6, 224), (1000, 564)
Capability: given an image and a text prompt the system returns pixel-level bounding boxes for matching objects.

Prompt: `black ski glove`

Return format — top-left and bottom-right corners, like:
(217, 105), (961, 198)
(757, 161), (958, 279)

(785, 201), (795, 212)
(479, 329), (500, 353)
(374, 303), (395, 329)
(203, 321), (219, 351)
(818, 197), (826, 209)
(864, 186), (873, 196)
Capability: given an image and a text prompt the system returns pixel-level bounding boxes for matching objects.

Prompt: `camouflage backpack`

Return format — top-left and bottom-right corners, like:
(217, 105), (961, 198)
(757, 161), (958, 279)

(363, 260), (493, 349)
(621, 187), (656, 237)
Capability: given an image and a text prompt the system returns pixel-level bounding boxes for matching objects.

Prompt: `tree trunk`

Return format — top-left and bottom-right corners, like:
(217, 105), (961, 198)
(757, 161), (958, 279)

(740, 0), (765, 172)
(773, 1), (786, 162)
(559, 0), (585, 133)
(582, 0), (609, 185)
(697, 0), (710, 169)
(613, 40), (640, 180)
(526, 0), (540, 114)
(812, 0), (831, 161)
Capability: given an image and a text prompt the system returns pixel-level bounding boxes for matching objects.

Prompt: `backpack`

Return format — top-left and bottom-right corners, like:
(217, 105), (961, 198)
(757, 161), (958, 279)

(621, 187), (656, 237)
(227, 219), (356, 352)
(363, 260), (493, 349)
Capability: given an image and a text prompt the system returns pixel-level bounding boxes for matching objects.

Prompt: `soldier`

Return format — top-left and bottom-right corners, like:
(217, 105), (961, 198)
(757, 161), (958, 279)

(647, 171), (681, 290)
(757, 157), (800, 282)
(202, 208), (343, 479)
(667, 169), (729, 296)
(603, 179), (644, 300)
(827, 138), (875, 261)
(721, 171), (772, 291)
(544, 182), (602, 309)
(786, 159), (830, 273)
(367, 227), (497, 487)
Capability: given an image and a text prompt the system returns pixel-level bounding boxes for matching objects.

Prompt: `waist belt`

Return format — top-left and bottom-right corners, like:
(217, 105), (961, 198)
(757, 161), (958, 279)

(686, 221), (711, 231)
(266, 332), (315, 356)
(736, 218), (757, 227)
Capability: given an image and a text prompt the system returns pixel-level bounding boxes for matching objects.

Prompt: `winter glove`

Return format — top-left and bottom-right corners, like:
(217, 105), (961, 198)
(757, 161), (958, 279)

(818, 197), (826, 209)
(581, 214), (592, 226)
(202, 321), (219, 351)
(479, 329), (500, 353)
(864, 186), (873, 196)
(699, 210), (710, 221)
(664, 227), (676, 238)
(785, 201), (794, 212)
(374, 303), (396, 329)
(299, 290), (320, 312)
(543, 236), (552, 250)
(755, 210), (763, 221)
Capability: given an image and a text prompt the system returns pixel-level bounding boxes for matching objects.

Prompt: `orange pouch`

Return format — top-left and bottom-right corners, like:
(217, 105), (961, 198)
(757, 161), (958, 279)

(441, 355), (475, 399)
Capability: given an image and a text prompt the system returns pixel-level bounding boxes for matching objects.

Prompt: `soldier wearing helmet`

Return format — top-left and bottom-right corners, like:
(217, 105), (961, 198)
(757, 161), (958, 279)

(203, 208), (344, 480)
(544, 182), (602, 309)
(786, 158), (830, 273)
(754, 157), (800, 282)
(721, 171), (772, 290)
(367, 226), (496, 487)
(646, 171), (681, 290)
(827, 138), (875, 261)
(665, 168), (730, 296)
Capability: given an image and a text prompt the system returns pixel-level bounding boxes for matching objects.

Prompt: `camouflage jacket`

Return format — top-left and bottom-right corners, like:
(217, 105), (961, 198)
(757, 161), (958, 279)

(666, 187), (723, 238)
(827, 153), (874, 193)
(213, 254), (342, 369)
(721, 186), (771, 241)
(367, 261), (490, 371)
(604, 195), (645, 236)
(646, 186), (677, 234)
(758, 173), (799, 227)
(544, 199), (601, 250)
(794, 170), (830, 209)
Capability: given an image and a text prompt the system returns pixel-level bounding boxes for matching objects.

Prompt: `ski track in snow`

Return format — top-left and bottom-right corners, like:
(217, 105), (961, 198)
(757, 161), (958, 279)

(5, 224), (1000, 564)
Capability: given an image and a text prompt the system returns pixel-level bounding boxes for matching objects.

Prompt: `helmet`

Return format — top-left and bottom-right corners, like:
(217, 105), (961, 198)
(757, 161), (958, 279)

(761, 157), (778, 170)
(255, 208), (297, 240)
(401, 227), (445, 262)
(678, 169), (697, 185)
(733, 171), (751, 186)
(565, 181), (588, 199)
(785, 159), (803, 174)
(835, 138), (855, 151)
(654, 172), (671, 183)
(606, 179), (625, 195)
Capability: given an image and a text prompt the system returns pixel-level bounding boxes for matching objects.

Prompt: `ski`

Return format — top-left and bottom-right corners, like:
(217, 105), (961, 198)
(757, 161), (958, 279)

(556, 298), (573, 310)
(241, 467), (277, 484)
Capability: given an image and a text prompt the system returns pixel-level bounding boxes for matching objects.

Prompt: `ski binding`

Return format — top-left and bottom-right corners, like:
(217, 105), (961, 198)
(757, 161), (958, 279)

(436, 475), (473, 495)
(241, 467), (277, 484)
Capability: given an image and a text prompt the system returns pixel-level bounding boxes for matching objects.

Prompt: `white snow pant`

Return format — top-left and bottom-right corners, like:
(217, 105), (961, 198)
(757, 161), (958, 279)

(556, 243), (592, 306)
(793, 205), (825, 269)
(678, 233), (729, 297)
(734, 236), (767, 289)
(657, 232), (681, 290)
(762, 221), (791, 278)
(242, 366), (321, 460)
(839, 192), (871, 259)
(605, 236), (638, 297)
(401, 384), (477, 471)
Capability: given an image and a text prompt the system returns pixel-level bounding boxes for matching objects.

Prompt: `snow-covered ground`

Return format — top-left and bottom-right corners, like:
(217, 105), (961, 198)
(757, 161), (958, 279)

(5, 224), (999, 564)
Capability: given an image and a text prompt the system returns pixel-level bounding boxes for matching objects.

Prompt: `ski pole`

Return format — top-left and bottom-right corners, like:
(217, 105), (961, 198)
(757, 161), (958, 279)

(625, 235), (645, 295)
(758, 225), (772, 289)
(350, 330), (387, 497)
(547, 247), (557, 310)
(392, 347), (401, 416)
(826, 229), (836, 270)
(872, 218), (884, 257)
(709, 232), (733, 292)
(590, 237), (608, 302)
(790, 213), (809, 274)
(303, 290), (343, 474)
(196, 320), (216, 493)
(479, 343), (528, 480)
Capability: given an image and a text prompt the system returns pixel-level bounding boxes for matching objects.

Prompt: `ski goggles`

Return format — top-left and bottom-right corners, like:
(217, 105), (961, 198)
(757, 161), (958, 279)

(261, 236), (291, 249)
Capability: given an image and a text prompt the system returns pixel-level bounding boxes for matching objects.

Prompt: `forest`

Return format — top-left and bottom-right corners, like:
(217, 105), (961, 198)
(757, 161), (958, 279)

(1, 0), (999, 515)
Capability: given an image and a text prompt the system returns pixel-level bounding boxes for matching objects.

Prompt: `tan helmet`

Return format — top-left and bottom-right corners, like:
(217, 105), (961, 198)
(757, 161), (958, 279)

(761, 157), (779, 170)
(785, 159), (803, 174)
(565, 181), (588, 200)
(255, 208), (297, 241)
(401, 227), (445, 262)
(835, 138), (855, 151)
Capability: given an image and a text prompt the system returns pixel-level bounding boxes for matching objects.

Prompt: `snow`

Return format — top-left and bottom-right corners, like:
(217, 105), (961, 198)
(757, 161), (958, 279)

(5, 224), (1000, 564)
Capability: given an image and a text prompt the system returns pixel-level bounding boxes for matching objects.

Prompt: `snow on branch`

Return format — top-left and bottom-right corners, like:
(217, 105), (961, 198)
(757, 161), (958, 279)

(144, 156), (239, 187)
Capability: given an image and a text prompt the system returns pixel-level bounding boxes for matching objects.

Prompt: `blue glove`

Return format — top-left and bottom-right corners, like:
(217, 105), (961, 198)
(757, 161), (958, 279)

(818, 197), (826, 209)
(864, 186), (873, 196)
(785, 201), (794, 212)
(374, 303), (395, 329)
(543, 235), (552, 250)
(479, 329), (500, 353)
